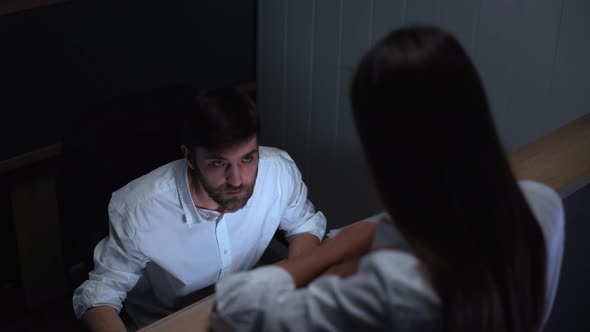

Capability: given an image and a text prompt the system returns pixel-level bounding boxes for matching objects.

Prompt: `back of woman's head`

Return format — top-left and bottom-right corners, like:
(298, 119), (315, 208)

(350, 26), (546, 332)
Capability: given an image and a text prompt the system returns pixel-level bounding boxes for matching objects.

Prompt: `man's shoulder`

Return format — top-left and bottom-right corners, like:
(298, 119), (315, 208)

(259, 146), (300, 174)
(256, 146), (303, 190)
(259, 146), (293, 163)
(110, 159), (183, 211)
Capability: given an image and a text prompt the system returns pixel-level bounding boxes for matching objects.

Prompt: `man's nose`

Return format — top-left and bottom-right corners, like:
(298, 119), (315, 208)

(226, 165), (242, 188)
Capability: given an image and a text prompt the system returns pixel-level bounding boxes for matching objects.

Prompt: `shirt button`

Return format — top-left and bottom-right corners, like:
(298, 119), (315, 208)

(224, 250), (228, 254)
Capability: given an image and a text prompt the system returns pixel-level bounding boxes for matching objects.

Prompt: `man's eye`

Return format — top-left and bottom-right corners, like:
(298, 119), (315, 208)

(211, 160), (225, 167)
(242, 156), (253, 163)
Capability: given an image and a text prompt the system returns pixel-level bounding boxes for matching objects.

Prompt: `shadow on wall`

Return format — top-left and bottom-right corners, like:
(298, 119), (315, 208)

(301, 134), (383, 230)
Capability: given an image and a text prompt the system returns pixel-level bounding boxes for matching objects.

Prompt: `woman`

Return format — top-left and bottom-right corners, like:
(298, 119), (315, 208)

(209, 26), (564, 332)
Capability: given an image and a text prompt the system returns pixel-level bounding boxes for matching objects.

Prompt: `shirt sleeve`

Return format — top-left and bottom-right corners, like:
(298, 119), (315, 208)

(518, 180), (565, 327)
(277, 156), (326, 241)
(210, 255), (395, 332)
(72, 203), (150, 319)
(211, 251), (440, 332)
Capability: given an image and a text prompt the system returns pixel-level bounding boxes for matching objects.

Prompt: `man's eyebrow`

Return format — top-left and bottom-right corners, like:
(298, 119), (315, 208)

(205, 148), (259, 160)
(241, 148), (259, 158)
(204, 154), (227, 160)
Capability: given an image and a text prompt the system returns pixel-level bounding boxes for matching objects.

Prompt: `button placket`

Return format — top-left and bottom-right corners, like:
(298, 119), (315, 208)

(215, 214), (232, 278)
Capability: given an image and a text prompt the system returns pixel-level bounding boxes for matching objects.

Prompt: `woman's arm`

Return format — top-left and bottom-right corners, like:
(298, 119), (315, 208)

(276, 221), (377, 287)
(287, 233), (321, 259)
(210, 224), (402, 332)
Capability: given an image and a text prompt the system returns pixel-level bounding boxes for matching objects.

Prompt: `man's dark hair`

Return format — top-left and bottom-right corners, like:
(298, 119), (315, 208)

(180, 86), (259, 150)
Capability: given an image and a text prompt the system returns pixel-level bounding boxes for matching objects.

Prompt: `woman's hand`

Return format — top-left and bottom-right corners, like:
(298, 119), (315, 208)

(321, 257), (363, 278)
(275, 221), (378, 288)
(324, 221), (378, 262)
(319, 221), (378, 278)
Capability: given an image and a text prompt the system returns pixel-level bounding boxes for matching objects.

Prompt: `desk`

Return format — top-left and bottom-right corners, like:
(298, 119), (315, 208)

(139, 113), (590, 332)
(138, 295), (215, 332)
(509, 113), (590, 198)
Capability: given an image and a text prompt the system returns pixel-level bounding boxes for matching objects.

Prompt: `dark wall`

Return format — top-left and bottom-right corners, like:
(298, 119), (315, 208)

(0, 0), (256, 160)
(257, 0), (590, 229)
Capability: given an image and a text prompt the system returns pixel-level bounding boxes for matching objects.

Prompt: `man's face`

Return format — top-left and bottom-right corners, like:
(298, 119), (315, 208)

(193, 135), (259, 212)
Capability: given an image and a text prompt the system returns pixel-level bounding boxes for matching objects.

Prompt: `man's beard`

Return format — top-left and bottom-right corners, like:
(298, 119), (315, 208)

(194, 168), (257, 212)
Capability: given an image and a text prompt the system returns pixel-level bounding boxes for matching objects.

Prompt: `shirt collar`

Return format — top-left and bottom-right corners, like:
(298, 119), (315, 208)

(175, 159), (253, 227)
(175, 159), (202, 226)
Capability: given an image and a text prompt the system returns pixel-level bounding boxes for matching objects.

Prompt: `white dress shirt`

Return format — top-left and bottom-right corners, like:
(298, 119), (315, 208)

(72, 146), (326, 329)
(210, 180), (565, 332)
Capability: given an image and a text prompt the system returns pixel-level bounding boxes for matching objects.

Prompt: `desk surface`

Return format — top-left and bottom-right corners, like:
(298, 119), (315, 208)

(139, 113), (590, 332)
(138, 295), (215, 332)
(509, 112), (590, 197)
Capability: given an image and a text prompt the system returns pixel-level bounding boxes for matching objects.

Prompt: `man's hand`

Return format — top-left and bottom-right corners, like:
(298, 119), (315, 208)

(82, 306), (126, 332)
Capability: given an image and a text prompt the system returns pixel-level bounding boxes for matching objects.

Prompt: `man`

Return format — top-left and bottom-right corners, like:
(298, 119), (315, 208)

(73, 87), (326, 331)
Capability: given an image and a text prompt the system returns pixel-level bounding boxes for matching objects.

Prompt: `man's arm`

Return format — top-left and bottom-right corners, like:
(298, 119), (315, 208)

(73, 209), (148, 330)
(276, 153), (327, 248)
(287, 233), (320, 259)
(82, 306), (126, 332)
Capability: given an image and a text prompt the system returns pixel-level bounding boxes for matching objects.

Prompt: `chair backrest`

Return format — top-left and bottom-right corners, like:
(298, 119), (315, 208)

(57, 85), (191, 290)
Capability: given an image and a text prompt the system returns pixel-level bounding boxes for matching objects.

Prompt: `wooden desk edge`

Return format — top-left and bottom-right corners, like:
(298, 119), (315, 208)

(139, 295), (215, 331)
(509, 113), (590, 198)
(556, 171), (590, 198)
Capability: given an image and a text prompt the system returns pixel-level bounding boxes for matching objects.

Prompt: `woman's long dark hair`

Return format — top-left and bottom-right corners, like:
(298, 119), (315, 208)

(350, 26), (547, 332)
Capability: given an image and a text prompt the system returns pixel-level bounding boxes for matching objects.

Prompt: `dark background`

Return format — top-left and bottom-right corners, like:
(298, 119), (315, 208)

(1, 1), (255, 330)
(1, 1), (588, 331)
(0, 0), (255, 160)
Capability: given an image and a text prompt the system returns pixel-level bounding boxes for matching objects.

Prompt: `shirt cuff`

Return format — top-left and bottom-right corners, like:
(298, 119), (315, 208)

(72, 280), (124, 320)
(283, 211), (327, 241)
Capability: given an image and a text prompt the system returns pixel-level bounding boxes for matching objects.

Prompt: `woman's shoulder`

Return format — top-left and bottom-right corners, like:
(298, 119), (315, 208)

(518, 180), (561, 206)
(517, 180), (564, 236)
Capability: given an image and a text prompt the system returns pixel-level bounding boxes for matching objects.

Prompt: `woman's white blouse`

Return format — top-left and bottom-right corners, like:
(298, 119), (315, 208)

(210, 180), (565, 331)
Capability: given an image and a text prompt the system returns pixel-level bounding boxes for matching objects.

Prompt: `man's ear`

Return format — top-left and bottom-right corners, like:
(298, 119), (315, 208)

(181, 145), (195, 170)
